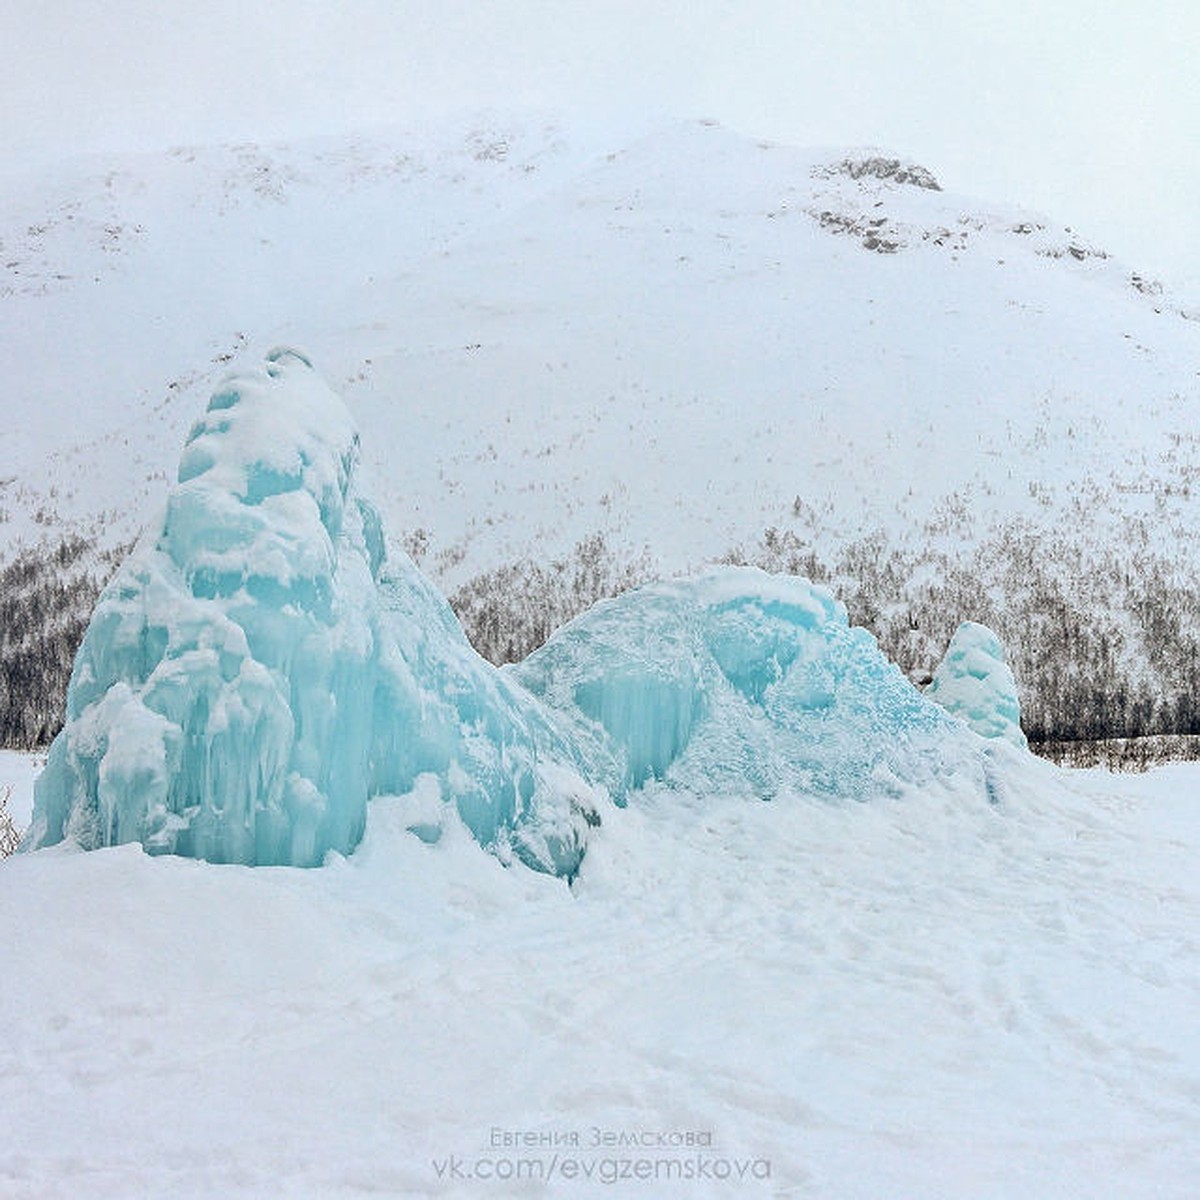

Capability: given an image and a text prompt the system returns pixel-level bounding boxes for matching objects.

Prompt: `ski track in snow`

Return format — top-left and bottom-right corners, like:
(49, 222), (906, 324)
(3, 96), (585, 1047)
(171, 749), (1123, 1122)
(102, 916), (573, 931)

(2, 752), (1198, 1198)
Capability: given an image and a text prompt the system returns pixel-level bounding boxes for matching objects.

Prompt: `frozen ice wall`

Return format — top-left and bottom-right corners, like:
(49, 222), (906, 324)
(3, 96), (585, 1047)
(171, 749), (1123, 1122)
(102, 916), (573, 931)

(926, 621), (1028, 749)
(25, 350), (597, 873)
(514, 571), (975, 801)
(27, 352), (993, 877)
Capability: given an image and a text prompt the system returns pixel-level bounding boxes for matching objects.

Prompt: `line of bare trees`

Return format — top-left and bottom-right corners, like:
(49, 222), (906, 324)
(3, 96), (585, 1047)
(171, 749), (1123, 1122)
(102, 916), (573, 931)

(3, 521), (1199, 757)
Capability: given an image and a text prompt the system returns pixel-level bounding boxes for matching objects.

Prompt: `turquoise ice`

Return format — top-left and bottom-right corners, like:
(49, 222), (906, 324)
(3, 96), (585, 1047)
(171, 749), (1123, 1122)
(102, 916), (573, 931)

(926, 621), (1028, 748)
(26, 352), (989, 875)
(512, 572), (967, 801)
(26, 350), (598, 874)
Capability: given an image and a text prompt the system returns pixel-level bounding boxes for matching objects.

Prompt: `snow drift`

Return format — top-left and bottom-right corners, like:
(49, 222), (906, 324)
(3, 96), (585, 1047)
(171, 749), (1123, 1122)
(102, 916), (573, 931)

(26, 353), (1000, 873)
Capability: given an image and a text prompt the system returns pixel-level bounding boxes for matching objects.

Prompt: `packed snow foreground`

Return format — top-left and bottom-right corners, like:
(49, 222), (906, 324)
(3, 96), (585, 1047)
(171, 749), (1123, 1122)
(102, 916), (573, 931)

(25, 351), (1014, 873)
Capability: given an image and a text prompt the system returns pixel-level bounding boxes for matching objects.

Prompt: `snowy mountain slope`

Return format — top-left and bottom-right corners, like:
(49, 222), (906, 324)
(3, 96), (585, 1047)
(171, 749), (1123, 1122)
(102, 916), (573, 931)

(4, 116), (1193, 564)
(3, 116), (1199, 743)
(2, 753), (1198, 1198)
(0, 117), (607, 553)
(313, 121), (1197, 581)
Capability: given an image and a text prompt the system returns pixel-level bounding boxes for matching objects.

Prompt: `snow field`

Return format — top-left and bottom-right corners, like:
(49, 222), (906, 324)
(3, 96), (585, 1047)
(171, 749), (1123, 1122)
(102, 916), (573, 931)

(2, 750), (1197, 1198)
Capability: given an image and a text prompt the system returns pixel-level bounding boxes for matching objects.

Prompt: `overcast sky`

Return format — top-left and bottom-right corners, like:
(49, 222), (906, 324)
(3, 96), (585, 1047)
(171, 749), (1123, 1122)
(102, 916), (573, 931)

(4, 1), (1198, 291)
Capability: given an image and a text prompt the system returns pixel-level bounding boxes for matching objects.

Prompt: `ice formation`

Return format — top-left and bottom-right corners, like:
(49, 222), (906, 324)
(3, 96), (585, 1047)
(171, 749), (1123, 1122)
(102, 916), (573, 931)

(513, 572), (968, 800)
(926, 621), (1028, 748)
(26, 350), (598, 874)
(28, 352), (987, 876)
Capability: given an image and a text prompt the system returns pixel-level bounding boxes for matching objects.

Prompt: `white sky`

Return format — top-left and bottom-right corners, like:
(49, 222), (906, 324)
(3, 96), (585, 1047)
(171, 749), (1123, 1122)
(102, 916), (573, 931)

(4, 1), (1199, 291)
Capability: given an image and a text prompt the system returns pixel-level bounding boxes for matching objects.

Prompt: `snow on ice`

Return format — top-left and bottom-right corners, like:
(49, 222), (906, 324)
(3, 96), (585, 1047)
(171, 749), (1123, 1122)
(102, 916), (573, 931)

(26, 353), (996, 874)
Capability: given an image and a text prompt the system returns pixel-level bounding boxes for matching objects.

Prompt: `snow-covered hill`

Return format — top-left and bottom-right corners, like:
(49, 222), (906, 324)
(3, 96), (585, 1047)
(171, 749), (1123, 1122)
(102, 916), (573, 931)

(3, 115), (1199, 1197)
(3, 115), (1199, 744)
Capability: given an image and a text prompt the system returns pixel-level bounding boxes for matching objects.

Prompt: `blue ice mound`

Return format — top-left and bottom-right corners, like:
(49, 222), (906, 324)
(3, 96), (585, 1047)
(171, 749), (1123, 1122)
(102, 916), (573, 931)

(26, 350), (598, 873)
(514, 572), (969, 800)
(926, 621), (1028, 749)
(27, 351), (988, 877)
